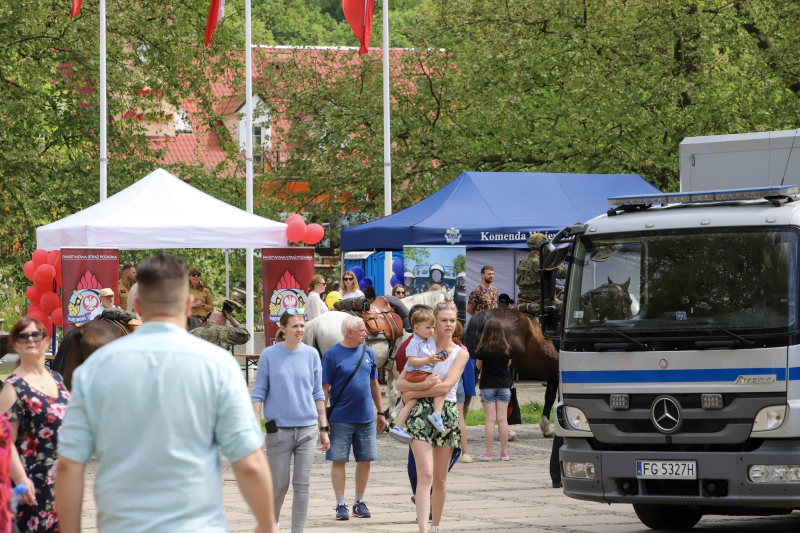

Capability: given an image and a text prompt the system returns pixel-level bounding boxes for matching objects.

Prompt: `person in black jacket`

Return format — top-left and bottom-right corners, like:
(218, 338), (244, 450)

(474, 318), (512, 461)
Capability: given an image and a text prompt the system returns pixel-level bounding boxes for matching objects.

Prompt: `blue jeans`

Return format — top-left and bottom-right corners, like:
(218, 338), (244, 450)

(326, 421), (378, 462)
(407, 447), (461, 494)
(480, 388), (511, 403)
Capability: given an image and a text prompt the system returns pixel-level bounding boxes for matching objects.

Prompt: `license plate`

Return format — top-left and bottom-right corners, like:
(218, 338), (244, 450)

(636, 460), (697, 479)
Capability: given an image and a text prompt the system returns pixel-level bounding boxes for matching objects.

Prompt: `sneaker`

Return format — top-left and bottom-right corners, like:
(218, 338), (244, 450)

(352, 500), (371, 518)
(427, 412), (446, 433)
(459, 453), (473, 463)
(478, 453), (492, 461)
(335, 502), (349, 520)
(430, 527), (442, 533)
(389, 426), (413, 444)
(500, 453), (509, 461)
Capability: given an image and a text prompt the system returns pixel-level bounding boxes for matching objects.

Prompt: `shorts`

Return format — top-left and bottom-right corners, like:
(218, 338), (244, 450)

(456, 379), (465, 403)
(326, 421), (378, 463)
(480, 388), (511, 403)
(406, 370), (433, 383)
(406, 398), (461, 447)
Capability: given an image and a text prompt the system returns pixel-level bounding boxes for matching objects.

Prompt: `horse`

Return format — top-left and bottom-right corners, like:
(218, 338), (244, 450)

(53, 315), (205, 390)
(578, 277), (634, 323)
(464, 308), (559, 437)
(302, 290), (447, 427)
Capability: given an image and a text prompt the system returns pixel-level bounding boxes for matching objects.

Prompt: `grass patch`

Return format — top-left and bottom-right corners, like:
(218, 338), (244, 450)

(464, 401), (549, 426)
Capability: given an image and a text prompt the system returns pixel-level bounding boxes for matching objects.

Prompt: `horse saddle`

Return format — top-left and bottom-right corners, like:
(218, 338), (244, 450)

(96, 308), (142, 335)
(335, 296), (404, 341)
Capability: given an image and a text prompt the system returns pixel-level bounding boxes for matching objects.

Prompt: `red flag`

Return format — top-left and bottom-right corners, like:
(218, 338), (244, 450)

(70, 0), (82, 19)
(204, 0), (224, 47)
(342, 0), (374, 56)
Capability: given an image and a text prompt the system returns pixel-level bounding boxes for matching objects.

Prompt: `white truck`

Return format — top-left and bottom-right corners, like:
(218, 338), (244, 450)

(540, 130), (800, 530)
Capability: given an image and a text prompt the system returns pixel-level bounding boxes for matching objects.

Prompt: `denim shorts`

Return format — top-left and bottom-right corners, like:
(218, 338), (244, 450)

(326, 421), (378, 463)
(456, 378), (465, 403)
(480, 388), (511, 403)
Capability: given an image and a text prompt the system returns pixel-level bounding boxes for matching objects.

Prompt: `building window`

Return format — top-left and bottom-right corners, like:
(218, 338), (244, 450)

(175, 109), (192, 134)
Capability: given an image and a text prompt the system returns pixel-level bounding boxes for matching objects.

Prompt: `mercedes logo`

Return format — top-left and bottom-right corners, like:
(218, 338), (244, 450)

(651, 396), (681, 434)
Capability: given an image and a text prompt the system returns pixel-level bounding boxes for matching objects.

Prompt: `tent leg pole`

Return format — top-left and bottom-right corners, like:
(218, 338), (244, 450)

(225, 249), (230, 299)
(246, 249), (254, 355)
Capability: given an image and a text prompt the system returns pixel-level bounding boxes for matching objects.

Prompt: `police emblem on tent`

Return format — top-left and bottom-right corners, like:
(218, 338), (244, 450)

(444, 228), (462, 245)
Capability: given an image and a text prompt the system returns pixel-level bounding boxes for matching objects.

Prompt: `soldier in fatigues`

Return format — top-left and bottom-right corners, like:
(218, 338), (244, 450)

(516, 233), (566, 316)
(190, 309), (250, 351)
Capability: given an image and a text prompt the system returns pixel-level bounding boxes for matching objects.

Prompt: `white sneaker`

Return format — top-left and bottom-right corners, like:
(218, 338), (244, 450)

(430, 526), (442, 533)
(459, 453), (473, 463)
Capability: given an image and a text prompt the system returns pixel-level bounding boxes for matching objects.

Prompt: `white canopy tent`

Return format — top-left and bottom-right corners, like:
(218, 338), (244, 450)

(37, 168), (288, 354)
(36, 168), (287, 250)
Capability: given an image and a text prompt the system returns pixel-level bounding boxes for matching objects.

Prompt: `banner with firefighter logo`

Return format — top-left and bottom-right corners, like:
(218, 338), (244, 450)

(61, 248), (119, 332)
(261, 248), (315, 346)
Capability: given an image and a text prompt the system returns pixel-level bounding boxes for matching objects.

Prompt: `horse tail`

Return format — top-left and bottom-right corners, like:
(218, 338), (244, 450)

(463, 310), (488, 355)
(302, 317), (322, 357)
(52, 327), (82, 376)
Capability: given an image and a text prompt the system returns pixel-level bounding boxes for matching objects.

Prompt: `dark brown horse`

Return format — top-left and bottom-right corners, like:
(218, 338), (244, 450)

(464, 308), (559, 435)
(53, 315), (203, 390)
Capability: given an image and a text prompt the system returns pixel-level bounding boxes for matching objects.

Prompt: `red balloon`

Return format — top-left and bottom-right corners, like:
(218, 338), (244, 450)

(51, 308), (63, 327)
(305, 223), (325, 245)
(23, 261), (36, 281)
(34, 264), (56, 283)
(33, 275), (51, 291)
(286, 219), (307, 242)
(285, 214), (304, 225)
(27, 303), (44, 317)
(40, 292), (60, 314)
(32, 249), (49, 268)
(25, 286), (43, 304)
(47, 250), (60, 266)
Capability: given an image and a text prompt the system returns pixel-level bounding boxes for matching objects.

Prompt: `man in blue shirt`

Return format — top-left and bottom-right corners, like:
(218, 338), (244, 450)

(55, 254), (278, 533)
(322, 315), (385, 521)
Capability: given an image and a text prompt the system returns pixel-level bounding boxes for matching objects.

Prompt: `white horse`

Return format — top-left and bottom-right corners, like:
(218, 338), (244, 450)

(303, 290), (446, 427)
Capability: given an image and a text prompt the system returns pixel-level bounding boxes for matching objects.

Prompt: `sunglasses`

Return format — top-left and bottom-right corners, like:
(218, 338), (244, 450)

(396, 291), (405, 295)
(318, 282), (327, 285)
(343, 277), (353, 281)
(437, 302), (457, 308)
(285, 308), (306, 316)
(190, 274), (200, 277)
(16, 331), (45, 343)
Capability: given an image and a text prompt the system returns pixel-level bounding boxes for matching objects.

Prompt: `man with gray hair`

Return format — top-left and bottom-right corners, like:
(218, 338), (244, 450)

(56, 253), (278, 533)
(322, 315), (385, 521)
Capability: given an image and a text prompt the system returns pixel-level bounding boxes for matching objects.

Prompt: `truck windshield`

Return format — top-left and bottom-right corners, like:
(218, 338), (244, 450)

(564, 228), (799, 336)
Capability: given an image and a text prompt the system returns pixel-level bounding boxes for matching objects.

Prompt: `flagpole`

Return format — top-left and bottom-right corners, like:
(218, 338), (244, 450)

(244, 0), (255, 355)
(99, 0), (107, 201)
(382, 0), (392, 294)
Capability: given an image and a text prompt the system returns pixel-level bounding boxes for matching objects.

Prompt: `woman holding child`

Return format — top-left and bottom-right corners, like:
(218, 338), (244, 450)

(395, 303), (469, 533)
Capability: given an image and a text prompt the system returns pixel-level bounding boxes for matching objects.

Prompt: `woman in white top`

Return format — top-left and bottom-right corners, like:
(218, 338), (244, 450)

(306, 274), (329, 320)
(395, 303), (469, 533)
(340, 270), (364, 299)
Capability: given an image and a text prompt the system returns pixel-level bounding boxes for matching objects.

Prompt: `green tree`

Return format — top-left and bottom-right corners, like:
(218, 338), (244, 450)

(453, 253), (466, 275)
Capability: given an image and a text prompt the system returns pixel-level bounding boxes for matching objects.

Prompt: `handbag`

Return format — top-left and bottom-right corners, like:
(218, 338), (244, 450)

(507, 387), (522, 425)
(326, 343), (367, 420)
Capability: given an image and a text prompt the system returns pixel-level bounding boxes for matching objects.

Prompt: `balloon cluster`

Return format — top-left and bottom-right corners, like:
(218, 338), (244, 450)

(389, 258), (404, 287)
(285, 214), (325, 245)
(348, 266), (374, 291)
(22, 250), (63, 330)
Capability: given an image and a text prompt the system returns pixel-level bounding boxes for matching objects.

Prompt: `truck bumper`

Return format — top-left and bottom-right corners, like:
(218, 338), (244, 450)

(562, 438), (800, 508)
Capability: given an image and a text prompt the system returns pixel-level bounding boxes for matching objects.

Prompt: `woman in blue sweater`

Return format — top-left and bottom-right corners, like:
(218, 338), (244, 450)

(251, 310), (330, 532)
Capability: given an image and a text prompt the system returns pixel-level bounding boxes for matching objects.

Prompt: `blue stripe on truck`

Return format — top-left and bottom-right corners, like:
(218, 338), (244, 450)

(561, 367), (789, 384)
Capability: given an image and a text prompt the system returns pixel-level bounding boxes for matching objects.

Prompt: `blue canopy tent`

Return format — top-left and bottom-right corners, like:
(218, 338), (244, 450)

(341, 172), (662, 251)
(341, 172), (661, 300)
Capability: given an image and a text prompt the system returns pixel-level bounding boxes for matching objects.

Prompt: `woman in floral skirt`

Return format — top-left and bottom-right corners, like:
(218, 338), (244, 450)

(395, 303), (469, 533)
(0, 317), (70, 533)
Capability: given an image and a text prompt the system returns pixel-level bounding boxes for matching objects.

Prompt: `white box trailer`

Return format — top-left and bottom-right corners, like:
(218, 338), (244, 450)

(680, 129), (800, 192)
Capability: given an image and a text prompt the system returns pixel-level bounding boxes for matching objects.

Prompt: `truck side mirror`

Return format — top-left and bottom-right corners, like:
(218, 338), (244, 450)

(541, 268), (556, 302)
(539, 306), (559, 338)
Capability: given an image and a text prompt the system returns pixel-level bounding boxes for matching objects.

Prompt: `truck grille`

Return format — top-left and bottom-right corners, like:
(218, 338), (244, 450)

(613, 419), (729, 434)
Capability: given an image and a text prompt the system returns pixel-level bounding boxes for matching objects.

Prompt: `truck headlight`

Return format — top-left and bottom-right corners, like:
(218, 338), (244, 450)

(563, 461), (596, 479)
(749, 465), (800, 483)
(752, 405), (786, 432)
(565, 406), (591, 432)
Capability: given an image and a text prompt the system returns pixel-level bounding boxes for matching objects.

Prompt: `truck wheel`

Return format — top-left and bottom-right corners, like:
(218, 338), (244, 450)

(633, 504), (702, 530)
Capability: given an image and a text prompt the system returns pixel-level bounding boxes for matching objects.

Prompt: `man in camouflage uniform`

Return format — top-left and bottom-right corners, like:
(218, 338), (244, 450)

(190, 309), (250, 351)
(516, 233), (567, 316)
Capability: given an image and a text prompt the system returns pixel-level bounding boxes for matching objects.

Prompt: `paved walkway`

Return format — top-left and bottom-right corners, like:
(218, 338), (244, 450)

(77, 422), (800, 532)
